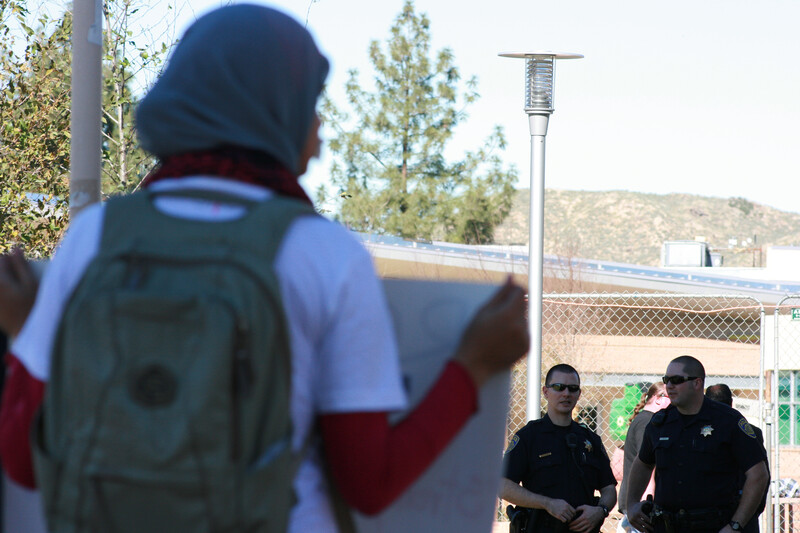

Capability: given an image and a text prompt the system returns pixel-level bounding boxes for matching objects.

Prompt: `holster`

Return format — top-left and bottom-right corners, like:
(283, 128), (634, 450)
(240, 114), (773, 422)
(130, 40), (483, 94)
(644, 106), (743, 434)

(507, 506), (534, 533)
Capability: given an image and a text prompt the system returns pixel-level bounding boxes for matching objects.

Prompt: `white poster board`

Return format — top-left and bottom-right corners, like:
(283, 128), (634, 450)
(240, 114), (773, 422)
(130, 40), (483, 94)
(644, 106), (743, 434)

(354, 279), (511, 533)
(3, 474), (47, 533)
(2, 279), (511, 533)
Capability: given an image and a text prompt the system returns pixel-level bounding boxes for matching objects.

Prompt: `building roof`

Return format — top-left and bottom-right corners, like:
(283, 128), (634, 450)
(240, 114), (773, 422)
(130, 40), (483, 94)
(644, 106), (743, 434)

(357, 233), (800, 305)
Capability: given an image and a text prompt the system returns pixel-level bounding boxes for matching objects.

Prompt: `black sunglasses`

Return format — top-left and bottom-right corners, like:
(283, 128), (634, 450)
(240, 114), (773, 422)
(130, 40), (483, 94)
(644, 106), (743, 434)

(662, 375), (699, 385)
(547, 383), (580, 393)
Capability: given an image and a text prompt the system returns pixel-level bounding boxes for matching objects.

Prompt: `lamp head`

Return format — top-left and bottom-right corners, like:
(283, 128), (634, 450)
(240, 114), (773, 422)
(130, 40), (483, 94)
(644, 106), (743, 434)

(499, 52), (583, 116)
(525, 56), (555, 114)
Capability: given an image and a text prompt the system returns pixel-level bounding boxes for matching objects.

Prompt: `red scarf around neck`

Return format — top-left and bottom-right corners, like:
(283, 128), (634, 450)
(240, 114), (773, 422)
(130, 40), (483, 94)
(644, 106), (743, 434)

(140, 146), (313, 206)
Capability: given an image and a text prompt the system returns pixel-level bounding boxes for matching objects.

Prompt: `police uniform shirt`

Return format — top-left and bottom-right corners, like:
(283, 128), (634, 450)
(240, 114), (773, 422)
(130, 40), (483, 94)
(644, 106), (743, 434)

(638, 397), (766, 511)
(503, 414), (617, 507)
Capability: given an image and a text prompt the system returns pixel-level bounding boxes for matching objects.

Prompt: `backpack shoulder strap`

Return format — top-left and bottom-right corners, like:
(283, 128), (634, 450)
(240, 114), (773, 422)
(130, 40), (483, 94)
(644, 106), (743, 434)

(101, 190), (317, 265)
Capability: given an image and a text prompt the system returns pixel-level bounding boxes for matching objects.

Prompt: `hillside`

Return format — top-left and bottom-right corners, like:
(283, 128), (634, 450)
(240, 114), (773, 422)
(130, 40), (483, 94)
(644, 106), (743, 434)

(492, 189), (800, 267)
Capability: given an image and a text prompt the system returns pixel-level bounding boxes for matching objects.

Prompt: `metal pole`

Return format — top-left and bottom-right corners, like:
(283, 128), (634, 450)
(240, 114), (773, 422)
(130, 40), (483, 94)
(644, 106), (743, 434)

(773, 302), (781, 533)
(499, 51), (581, 422)
(527, 123), (547, 421)
(760, 305), (771, 533)
(70, 0), (103, 216)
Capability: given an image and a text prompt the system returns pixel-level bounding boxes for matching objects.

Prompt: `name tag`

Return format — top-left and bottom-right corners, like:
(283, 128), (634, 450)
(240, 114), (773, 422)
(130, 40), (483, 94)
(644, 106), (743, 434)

(660, 437), (669, 441)
(539, 452), (552, 458)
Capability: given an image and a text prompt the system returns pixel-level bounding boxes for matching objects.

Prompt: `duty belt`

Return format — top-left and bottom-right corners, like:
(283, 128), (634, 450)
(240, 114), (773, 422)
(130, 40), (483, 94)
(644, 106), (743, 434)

(506, 507), (569, 533)
(538, 512), (571, 533)
(651, 504), (730, 532)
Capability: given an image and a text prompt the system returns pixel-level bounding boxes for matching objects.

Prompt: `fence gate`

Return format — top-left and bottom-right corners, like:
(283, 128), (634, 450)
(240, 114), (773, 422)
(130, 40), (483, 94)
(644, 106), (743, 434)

(502, 292), (766, 531)
(770, 296), (800, 533)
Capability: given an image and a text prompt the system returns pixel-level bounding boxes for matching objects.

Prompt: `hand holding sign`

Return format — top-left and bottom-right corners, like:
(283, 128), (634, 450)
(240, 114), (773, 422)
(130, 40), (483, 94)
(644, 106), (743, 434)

(454, 276), (529, 387)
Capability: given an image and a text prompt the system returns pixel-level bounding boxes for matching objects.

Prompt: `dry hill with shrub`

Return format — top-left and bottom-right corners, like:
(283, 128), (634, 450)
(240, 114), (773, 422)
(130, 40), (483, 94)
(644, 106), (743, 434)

(492, 189), (800, 267)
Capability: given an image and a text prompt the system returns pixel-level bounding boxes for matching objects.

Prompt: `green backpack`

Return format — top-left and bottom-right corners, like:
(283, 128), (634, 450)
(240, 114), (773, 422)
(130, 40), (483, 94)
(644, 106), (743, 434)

(32, 189), (316, 533)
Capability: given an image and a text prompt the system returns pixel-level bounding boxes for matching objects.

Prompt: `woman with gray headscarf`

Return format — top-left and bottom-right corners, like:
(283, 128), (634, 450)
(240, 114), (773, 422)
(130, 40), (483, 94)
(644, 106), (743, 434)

(0, 5), (529, 532)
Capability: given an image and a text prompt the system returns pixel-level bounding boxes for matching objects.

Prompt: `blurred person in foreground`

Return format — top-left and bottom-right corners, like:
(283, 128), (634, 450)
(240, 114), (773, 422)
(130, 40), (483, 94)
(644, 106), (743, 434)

(626, 356), (769, 533)
(500, 364), (617, 533)
(705, 383), (768, 533)
(617, 382), (671, 533)
(0, 5), (529, 532)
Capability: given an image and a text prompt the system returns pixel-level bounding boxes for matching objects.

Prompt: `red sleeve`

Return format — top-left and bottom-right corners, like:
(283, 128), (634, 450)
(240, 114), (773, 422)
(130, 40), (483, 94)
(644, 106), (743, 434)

(0, 352), (45, 488)
(320, 359), (477, 515)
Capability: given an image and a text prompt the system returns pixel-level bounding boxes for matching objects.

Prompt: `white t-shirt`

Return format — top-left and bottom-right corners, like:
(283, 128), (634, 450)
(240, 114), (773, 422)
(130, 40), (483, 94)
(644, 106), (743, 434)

(12, 177), (408, 532)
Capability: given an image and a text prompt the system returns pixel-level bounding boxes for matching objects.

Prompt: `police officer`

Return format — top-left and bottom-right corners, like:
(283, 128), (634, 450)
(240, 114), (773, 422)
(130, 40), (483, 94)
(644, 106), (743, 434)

(705, 383), (768, 533)
(501, 364), (617, 533)
(704, 384), (764, 446)
(626, 356), (769, 533)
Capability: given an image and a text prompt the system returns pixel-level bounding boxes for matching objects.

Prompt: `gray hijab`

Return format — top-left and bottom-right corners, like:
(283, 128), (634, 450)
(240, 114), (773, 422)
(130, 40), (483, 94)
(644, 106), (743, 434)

(136, 4), (329, 176)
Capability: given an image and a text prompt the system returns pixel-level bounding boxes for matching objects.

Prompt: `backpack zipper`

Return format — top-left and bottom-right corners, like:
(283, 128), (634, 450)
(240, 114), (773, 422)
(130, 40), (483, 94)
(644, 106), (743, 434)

(231, 315), (252, 461)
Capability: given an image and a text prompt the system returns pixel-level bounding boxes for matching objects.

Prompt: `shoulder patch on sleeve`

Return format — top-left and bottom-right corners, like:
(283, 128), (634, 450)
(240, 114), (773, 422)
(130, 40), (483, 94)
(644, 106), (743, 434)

(505, 434), (520, 454)
(738, 417), (757, 439)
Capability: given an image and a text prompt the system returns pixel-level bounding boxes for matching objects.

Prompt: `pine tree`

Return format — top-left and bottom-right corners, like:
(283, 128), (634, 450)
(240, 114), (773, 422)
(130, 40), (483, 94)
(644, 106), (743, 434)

(322, 0), (517, 244)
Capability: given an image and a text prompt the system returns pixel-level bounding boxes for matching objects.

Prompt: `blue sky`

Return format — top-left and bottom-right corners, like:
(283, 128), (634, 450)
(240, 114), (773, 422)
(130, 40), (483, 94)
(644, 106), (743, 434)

(159, 0), (800, 214)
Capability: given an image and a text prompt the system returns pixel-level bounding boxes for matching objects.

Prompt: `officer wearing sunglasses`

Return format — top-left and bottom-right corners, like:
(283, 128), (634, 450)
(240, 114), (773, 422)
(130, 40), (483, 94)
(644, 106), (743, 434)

(501, 364), (617, 533)
(625, 356), (769, 533)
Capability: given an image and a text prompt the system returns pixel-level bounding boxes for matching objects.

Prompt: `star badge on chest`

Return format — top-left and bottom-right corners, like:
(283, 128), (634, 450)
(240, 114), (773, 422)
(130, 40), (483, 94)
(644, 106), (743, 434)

(700, 425), (714, 437)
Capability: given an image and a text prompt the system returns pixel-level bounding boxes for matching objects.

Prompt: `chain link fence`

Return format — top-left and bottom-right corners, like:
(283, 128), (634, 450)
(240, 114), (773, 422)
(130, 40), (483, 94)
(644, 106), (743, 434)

(500, 293), (766, 531)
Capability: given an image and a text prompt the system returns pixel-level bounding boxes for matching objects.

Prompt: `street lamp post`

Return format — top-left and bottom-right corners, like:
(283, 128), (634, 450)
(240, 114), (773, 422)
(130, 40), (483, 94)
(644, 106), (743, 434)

(499, 51), (582, 421)
(70, 0), (103, 217)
